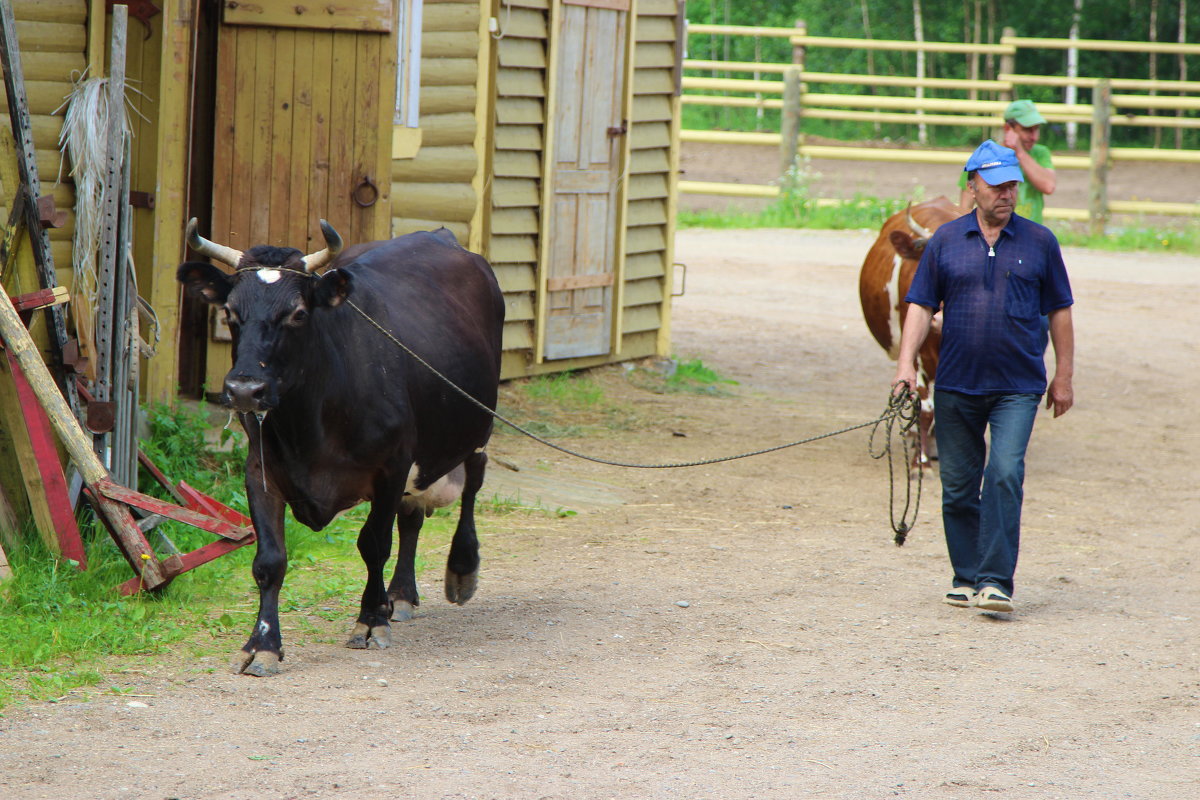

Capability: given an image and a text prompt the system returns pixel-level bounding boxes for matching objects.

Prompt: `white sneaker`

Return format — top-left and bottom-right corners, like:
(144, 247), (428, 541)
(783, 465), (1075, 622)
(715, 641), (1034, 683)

(975, 586), (1014, 613)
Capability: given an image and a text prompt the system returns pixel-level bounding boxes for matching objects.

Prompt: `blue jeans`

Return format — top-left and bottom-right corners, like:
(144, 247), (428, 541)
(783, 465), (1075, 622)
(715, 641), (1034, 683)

(934, 390), (1041, 597)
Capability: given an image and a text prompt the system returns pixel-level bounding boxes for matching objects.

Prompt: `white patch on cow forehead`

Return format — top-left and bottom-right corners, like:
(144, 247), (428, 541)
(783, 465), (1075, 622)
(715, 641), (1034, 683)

(256, 269), (283, 284)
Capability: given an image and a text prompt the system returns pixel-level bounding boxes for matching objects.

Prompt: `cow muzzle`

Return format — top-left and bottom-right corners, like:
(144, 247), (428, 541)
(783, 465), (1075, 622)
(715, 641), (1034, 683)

(222, 374), (276, 413)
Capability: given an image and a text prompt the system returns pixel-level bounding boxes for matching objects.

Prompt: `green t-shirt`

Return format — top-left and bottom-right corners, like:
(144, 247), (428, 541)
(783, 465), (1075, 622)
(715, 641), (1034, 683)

(958, 143), (1054, 223)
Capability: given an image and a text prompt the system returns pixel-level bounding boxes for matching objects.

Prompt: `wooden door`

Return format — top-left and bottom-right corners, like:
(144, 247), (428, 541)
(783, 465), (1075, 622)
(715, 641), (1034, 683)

(542, 0), (629, 360)
(202, 1), (395, 391)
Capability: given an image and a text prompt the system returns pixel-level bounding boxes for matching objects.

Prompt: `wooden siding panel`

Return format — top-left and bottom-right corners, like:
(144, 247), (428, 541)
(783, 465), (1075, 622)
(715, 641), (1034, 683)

(492, 263), (537, 293)
(622, 278), (663, 307)
(637, 0), (679, 15)
(12, 20), (86, 52)
(392, 145), (477, 182)
(634, 42), (674, 69)
(495, 97), (544, 125)
(11, 0), (87, 24)
(626, 198), (668, 226)
(625, 251), (666, 280)
(633, 94), (672, 122)
(630, 148), (670, 174)
(495, 7), (549, 38)
(625, 224), (666, 255)
(505, 294), (535, 322)
(423, 2), (480, 32)
(493, 150), (541, 178)
(492, 207), (540, 235)
(494, 125), (544, 151)
(628, 173), (669, 201)
(502, 322), (535, 352)
(390, 182), (476, 222)
(629, 121), (670, 149)
(492, 178), (541, 208)
(636, 16), (678, 42)
(392, 217), (469, 240)
(419, 112), (477, 146)
(497, 67), (546, 97)
(489, 235), (538, 264)
(420, 58), (478, 86)
(634, 67), (675, 94)
(423, 31), (479, 59)
(498, 38), (546, 70)
(621, 305), (660, 334)
(421, 85), (477, 115)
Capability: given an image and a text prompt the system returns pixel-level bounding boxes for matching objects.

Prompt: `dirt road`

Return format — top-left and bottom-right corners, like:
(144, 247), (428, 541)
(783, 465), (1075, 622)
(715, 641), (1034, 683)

(1, 228), (1198, 799)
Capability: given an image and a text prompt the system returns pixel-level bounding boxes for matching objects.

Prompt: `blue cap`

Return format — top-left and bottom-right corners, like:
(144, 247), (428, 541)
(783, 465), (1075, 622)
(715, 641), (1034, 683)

(964, 140), (1024, 186)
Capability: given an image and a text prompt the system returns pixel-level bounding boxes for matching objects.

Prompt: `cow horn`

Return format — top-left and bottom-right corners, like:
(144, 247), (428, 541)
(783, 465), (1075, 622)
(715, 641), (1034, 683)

(301, 219), (344, 273)
(906, 203), (933, 240)
(186, 218), (244, 268)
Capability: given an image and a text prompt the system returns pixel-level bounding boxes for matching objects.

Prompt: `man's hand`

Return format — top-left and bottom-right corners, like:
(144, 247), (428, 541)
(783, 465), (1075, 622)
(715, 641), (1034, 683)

(1046, 374), (1074, 417)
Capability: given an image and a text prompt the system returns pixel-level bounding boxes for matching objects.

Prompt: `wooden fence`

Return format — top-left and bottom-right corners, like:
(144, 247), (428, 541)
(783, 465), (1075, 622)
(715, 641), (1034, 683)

(681, 23), (1200, 227)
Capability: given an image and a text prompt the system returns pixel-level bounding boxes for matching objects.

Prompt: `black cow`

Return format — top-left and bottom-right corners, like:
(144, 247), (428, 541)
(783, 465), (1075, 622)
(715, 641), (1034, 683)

(177, 220), (505, 676)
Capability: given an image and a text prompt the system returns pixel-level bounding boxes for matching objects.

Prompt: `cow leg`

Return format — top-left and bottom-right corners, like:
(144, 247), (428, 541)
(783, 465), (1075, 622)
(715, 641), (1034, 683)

(387, 504), (424, 622)
(445, 451), (486, 605)
(234, 468), (288, 677)
(347, 495), (398, 650)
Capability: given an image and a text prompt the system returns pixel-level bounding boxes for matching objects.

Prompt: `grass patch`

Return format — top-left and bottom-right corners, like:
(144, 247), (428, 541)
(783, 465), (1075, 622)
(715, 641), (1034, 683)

(680, 185), (1200, 256)
(624, 356), (738, 397)
(0, 402), (550, 711)
(495, 370), (642, 439)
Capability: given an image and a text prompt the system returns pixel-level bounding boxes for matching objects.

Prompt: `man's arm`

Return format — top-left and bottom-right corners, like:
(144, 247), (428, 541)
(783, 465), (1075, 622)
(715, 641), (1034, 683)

(1046, 306), (1074, 417)
(1003, 128), (1056, 195)
(892, 302), (935, 395)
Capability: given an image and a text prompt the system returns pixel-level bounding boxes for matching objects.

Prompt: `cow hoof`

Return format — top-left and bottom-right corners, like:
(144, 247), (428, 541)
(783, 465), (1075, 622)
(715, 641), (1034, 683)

(367, 625), (392, 649)
(346, 622), (370, 649)
(391, 601), (416, 622)
(233, 650), (281, 677)
(444, 569), (478, 605)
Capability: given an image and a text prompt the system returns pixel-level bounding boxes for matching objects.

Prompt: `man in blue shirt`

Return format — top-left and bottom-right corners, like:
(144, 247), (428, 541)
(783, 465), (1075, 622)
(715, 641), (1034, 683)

(892, 140), (1075, 614)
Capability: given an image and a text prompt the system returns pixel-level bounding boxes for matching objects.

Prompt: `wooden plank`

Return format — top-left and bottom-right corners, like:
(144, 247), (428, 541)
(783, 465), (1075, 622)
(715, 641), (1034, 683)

(420, 57), (478, 86)
(420, 111), (477, 146)
(622, 277), (663, 306)
(634, 66), (675, 94)
(496, 96), (544, 125)
(495, 124), (543, 151)
(11, 20), (87, 52)
(424, 3), (480, 32)
(503, 294), (535, 321)
(390, 182), (476, 221)
(423, 31), (478, 59)
(501, 321), (535, 352)
(327, 31), (356, 238)
(249, 29), (276, 243)
(547, 272), (613, 291)
(565, 0), (630, 10)
(630, 120), (670, 149)
(421, 85), (477, 115)
(621, 304), (660, 334)
(489, 235), (537, 263)
(392, 144), (478, 182)
(491, 207), (539, 235)
(269, 28), (296, 245)
(625, 224), (666, 254)
(634, 41), (674, 69)
(288, 29), (315, 246)
(14, 51), (85, 81)
(633, 93), (672, 122)
(492, 262), (536, 292)
(353, 30), (385, 242)
(492, 177), (540, 207)
(12, 0), (87, 24)
(636, 16), (677, 42)
(498, 38), (546, 69)
(223, 0), (394, 33)
(307, 30), (334, 243)
(625, 250), (665, 279)
(493, 7), (549, 39)
(628, 172), (668, 200)
(391, 216), (469, 240)
(627, 198), (668, 225)
(492, 149), (541, 177)
(630, 147), (669, 174)
(497, 67), (546, 97)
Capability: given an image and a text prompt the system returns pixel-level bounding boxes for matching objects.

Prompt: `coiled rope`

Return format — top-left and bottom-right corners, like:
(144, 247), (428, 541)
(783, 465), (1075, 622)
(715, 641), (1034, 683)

(348, 299), (923, 538)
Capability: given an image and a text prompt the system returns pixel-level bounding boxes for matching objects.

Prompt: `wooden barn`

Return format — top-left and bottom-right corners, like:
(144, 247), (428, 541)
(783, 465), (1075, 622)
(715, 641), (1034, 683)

(2, 0), (686, 409)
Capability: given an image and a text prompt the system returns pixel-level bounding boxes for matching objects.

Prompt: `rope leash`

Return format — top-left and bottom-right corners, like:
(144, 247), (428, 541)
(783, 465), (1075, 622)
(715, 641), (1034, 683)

(868, 389), (924, 545)
(348, 300), (923, 534)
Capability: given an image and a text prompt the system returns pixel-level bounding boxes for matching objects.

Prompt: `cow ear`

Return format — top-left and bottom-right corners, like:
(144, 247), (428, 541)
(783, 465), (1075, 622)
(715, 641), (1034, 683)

(312, 268), (353, 308)
(888, 230), (926, 261)
(177, 262), (234, 305)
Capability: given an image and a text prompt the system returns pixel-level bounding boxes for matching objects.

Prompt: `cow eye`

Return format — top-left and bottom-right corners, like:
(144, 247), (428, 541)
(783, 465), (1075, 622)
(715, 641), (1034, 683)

(287, 307), (309, 327)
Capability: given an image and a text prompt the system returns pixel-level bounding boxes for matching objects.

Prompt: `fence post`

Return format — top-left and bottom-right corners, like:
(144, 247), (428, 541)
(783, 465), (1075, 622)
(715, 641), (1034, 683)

(1089, 79), (1112, 237)
(780, 20), (805, 187)
(780, 68), (802, 181)
(999, 27), (1015, 103)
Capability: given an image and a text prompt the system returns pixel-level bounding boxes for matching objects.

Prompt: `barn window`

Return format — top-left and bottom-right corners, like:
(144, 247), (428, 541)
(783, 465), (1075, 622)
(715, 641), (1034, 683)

(395, 0), (424, 129)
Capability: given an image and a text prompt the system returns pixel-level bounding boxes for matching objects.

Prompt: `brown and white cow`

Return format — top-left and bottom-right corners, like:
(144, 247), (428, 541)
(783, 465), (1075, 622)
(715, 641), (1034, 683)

(858, 196), (962, 465)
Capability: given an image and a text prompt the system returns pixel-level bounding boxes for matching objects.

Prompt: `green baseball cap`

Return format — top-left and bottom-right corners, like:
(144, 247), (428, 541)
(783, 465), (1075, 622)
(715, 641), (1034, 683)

(1004, 99), (1047, 127)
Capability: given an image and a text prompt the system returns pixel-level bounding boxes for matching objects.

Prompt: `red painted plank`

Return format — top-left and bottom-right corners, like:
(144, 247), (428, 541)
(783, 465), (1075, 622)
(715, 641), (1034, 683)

(3, 348), (87, 567)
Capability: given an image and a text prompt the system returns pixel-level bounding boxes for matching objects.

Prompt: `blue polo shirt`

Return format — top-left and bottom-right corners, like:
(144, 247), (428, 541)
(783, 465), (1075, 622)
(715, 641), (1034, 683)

(905, 211), (1073, 395)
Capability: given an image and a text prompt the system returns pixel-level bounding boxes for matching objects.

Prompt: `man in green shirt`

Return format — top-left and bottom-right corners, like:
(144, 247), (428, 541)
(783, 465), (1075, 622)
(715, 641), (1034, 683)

(959, 99), (1056, 222)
